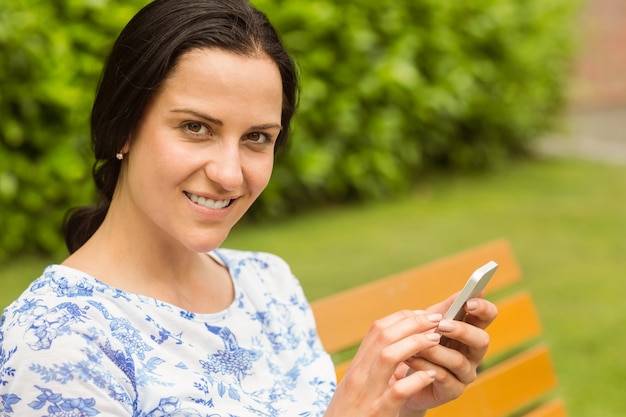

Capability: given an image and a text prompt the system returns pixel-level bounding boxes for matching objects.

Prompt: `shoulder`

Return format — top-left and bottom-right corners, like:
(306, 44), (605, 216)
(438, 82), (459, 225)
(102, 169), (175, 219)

(0, 267), (136, 411)
(0, 264), (138, 354)
(7, 264), (102, 304)
(1, 266), (93, 343)
(213, 248), (308, 304)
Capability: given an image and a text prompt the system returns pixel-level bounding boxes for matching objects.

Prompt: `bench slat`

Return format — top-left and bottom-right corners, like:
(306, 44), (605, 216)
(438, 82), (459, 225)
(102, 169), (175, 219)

(428, 345), (558, 417)
(484, 291), (543, 360)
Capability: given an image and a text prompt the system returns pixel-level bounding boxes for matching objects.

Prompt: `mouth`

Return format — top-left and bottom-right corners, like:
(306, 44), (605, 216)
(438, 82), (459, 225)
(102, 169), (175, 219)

(184, 191), (232, 209)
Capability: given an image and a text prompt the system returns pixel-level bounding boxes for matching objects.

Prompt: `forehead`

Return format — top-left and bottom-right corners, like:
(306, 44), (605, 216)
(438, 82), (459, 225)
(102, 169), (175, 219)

(152, 48), (283, 122)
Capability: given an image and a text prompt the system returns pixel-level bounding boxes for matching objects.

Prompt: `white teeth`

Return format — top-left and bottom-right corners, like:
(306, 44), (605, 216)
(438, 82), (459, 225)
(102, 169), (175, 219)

(185, 192), (230, 209)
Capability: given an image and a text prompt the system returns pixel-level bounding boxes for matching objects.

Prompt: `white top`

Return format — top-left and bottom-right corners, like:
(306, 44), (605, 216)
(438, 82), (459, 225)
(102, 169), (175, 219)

(0, 249), (336, 417)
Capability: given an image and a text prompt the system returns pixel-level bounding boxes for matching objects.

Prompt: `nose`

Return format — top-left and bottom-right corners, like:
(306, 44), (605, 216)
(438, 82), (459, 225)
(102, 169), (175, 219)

(204, 140), (244, 191)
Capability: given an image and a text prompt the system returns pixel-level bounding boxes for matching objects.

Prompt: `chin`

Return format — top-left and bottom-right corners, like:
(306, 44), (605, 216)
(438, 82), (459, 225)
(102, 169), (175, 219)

(182, 232), (230, 254)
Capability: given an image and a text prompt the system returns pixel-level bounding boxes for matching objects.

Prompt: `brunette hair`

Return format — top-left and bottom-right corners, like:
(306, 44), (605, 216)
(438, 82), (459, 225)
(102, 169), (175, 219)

(63, 0), (298, 253)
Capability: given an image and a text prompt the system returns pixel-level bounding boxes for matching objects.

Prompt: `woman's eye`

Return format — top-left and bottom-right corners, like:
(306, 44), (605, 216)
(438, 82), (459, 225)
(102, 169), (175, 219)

(246, 132), (271, 144)
(182, 121), (208, 136)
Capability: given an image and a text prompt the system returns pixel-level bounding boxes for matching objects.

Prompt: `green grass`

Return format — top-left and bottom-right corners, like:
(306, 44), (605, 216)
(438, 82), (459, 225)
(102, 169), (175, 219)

(2, 156), (624, 417)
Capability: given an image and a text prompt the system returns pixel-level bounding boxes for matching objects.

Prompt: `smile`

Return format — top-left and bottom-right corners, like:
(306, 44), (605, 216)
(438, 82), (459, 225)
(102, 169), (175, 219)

(184, 192), (231, 209)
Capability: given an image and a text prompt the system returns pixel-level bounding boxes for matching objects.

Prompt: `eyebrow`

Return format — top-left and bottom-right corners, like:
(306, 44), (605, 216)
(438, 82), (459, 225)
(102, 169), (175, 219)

(171, 109), (282, 131)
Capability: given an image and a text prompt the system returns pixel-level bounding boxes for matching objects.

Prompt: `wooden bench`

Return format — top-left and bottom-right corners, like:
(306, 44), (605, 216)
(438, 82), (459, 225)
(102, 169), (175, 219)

(310, 239), (567, 417)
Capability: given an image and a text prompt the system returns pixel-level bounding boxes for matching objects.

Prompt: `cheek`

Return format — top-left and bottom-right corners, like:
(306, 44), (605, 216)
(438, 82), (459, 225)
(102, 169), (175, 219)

(245, 156), (274, 195)
(133, 130), (192, 178)
(127, 142), (183, 197)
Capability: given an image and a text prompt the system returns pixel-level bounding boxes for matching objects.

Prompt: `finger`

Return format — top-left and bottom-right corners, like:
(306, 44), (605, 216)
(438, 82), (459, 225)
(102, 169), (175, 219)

(404, 354), (468, 401)
(392, 362), (410, 383)
(359, 311), (442, 354)
(463, 298), (498, 329)
(346, 311), (442, 388)
(379, 332), (441, 368)
(437, 319), (490, 364)
(409, 343), (476, 385)
(386, 369), (437, 408)
(358, 315), (442, 378)
(369, 368), (437, 417)
(404, 354), (439, 375)
(426, 294), (497, 328)
(369, 309), (434, 332)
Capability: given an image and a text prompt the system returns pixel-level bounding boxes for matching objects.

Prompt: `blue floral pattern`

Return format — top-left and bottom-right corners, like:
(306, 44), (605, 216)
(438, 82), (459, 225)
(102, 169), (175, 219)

(0, 250), (336, 416)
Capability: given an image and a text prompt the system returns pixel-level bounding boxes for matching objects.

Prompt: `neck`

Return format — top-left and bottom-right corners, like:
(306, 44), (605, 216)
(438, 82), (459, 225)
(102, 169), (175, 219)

(62, 200), (234, 313)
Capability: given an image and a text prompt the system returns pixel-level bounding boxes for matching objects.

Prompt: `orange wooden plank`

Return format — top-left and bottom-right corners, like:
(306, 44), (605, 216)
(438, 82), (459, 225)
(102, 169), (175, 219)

(427, 346), (558, 417)
(312, 239), (521, 354)
(334, 362), (349, 382)
(484, 291), (543, 360)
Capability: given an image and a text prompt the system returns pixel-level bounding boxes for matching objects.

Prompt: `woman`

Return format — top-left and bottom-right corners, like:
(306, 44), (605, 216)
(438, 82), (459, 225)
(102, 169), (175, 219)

(0, 1), (497, 416)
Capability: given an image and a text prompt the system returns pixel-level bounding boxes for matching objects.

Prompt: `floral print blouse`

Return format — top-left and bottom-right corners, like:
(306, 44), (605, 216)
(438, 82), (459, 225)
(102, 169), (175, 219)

(0, 249), (336, 417)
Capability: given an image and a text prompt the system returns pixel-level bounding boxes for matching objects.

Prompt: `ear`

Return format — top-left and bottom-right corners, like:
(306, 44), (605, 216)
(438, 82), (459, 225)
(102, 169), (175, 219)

(116, 140), (131, 161)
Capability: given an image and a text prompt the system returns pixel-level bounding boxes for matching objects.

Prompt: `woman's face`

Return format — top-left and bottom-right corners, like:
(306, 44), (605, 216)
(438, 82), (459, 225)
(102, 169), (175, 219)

(116, 48), (283, 253)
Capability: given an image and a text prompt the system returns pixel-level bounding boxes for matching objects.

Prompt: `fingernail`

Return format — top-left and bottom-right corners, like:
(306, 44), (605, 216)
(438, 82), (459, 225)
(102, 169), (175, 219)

(426, 333), (441, 342)
(466, 300), (478, 311)
(438, 319), (455, 332)
(426, 370), (437, 378)
(427, 313), (442, 323)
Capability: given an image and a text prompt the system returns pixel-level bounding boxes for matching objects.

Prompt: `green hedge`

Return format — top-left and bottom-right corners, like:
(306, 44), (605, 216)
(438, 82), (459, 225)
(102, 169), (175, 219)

(254, 0), (580, 216)
(0, 0), (148, 260)
(0, 0), (579, 260)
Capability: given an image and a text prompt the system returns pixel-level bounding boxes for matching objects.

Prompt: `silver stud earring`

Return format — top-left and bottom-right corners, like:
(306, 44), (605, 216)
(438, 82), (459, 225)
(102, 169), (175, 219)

(116, 152), (124, 160)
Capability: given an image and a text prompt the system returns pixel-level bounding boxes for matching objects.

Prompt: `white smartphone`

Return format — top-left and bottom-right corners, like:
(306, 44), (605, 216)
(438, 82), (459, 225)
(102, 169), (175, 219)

(443, 260), (499, 321)
(440, 260), (498, 348)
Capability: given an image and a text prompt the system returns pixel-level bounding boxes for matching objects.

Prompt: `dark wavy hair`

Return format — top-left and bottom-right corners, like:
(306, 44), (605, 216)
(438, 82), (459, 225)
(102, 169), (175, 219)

(63, 0), (299, 254)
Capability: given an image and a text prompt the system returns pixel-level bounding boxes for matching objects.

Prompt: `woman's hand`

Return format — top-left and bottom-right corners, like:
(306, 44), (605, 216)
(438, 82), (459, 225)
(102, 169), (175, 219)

(398, 294), (498, 416)
(323, 294), (498, 417)
(324, 309), (444, 417)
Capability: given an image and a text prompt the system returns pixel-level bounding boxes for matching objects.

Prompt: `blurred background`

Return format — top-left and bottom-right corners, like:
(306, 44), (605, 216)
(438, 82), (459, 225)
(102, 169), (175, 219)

(1, 0), (625, 416)
(540, 0), (626, 163)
